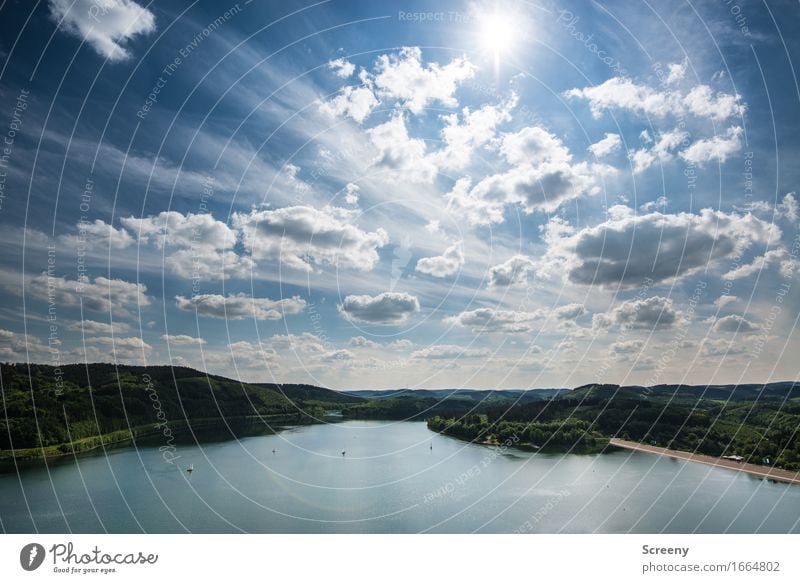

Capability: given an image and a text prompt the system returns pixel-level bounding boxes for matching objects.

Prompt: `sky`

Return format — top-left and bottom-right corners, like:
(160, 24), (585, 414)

(0, 0), (798, 389)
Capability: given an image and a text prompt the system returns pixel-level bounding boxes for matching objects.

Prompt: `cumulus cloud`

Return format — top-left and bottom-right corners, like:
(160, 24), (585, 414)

(121, 211), (252, 280)
(49, 0), (156, 61)
(715, 295), (738, 308)
(666, 59), (687, 85)
(343, 183), (360, 205)
(19, 273), (149, 316)
(434, 97), (516, 170)
(723, 248), (789, 280)
(700, 338), (745, 357)
(339, 292), (420, 324)
(446, 307), (542, 333)
(713, 314), (758, 333)
(611, 339), (644, 354)
(367, 114), (438, 183)
(680, 126), (743, 165)
(0, 329), (53, 361)
(161, 334), (206, 345)
(447, 126), (614, 223)
(122, 211), (236, 249)
(62, 219), (135, 250)
(65, 319), (131, 334)
(225, 340), (278, 367)
(588, 133), (621, 158)
(175, 293), (306, 320)
(415, 243), (464, 278)
(554, 303), (586, 320)
(83, 336), (153, 362)
(269, 332), (325, 354)
(235, 205), (388, 271)
(411, 344), (490, 359)
(328, 57), (355, 78)
(539, 206), (780, 288)
(488, 255), (536, 287)
(565, 77), (745, 121)
(349, 335), (379, 348)
(628, 129), (688, 173)
(593, 296), (680, 330)
(373, 47), (475, 114)
(777, 192), (798, 222)
(321, 85), (379, 124)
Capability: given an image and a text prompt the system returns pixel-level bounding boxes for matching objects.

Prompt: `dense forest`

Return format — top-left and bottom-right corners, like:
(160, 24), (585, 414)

(0, 363), (363, 460)
(3, 363), (799, 472)
(427, 382), (800, 470)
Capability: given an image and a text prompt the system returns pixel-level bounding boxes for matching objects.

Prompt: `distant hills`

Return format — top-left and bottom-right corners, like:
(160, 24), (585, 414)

(1, 362), (798, 469)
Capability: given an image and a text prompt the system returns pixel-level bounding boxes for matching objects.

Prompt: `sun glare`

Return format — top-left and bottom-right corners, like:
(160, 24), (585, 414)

(480, 12), (517, 55)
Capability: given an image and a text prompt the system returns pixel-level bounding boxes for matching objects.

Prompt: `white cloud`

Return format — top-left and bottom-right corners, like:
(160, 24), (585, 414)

(415, 243), (464, 278)
(339, 292), (420, 324)
(539, 207), (780, 288)
(234, 206), (388, 272)
(411, 344), (490, 359)
(161, 334), (206, 345)
(593, 296), (680, 330)
(434, 97), (516, 170)
(722, 247), (798, 281)
(0, 329), (54, 361)
(344, 183), (360, 205)
(328, 57), (355, 78)
(269, 333), (325, 354)
(680, 126), (743, 165)
(373, 47), (475, 114)
(122, 211), (236, 249)
(175, 293), (306, 320)
(225, 340), (278, 367)
(666, 59), (687, 85)
(566, 77), (745, 121)
(83, 335), (153, 362)
(367, 114), (438, 183)
(488, 255), (536, 287)
(120, 211), (253, 281)
(321, 349), (355, 362)
(448, 126), (615, 223)
(611, 339), (644, 354)
(65, 319), (131, 334)
(321, 85), (379, 124)
(629, 129), (688, 173)
(777, 192), (798, 222)
(49, 0), (156, 61)
(713, 314), (758, 333)
(20, 273), (149, 316)
(714, 295), (738, 308)
(61, 219), (135, 250)
(588, 133), (621, 158)
(349, 335), (379, 348)
(446, 307), (542, 333)
(555, 303), (586, 320)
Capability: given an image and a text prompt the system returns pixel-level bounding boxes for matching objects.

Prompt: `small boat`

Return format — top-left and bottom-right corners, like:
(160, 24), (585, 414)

(186, 464), (194, 473)
(341, 451), (346, 456)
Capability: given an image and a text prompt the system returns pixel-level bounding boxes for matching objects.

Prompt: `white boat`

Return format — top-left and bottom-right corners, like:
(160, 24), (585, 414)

(187, 464), (194, 473)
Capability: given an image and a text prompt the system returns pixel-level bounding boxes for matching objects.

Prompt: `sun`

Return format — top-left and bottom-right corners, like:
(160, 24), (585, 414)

(479, 12), (517, 56)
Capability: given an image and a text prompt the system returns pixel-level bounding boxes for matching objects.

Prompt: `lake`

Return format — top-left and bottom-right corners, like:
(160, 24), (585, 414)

(1, 420), (798, 533)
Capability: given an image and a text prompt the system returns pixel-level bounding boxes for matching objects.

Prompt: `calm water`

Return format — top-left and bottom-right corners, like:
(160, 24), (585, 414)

(1, 420), (798, 533)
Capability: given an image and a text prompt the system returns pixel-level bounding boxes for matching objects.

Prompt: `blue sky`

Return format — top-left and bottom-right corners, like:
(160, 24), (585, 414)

(0, 0), (798, 389)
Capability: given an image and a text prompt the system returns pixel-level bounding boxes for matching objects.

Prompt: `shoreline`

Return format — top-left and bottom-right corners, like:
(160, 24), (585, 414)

(610, 438), (800, 485)
(0, 414), (309, 470)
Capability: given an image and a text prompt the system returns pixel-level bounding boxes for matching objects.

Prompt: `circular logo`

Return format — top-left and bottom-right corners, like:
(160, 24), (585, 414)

(19, 543), (46, 571)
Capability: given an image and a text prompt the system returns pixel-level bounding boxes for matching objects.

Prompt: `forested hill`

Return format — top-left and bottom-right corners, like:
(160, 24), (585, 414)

(0, 363), (362, 454)
(428, 381), (800, 470)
